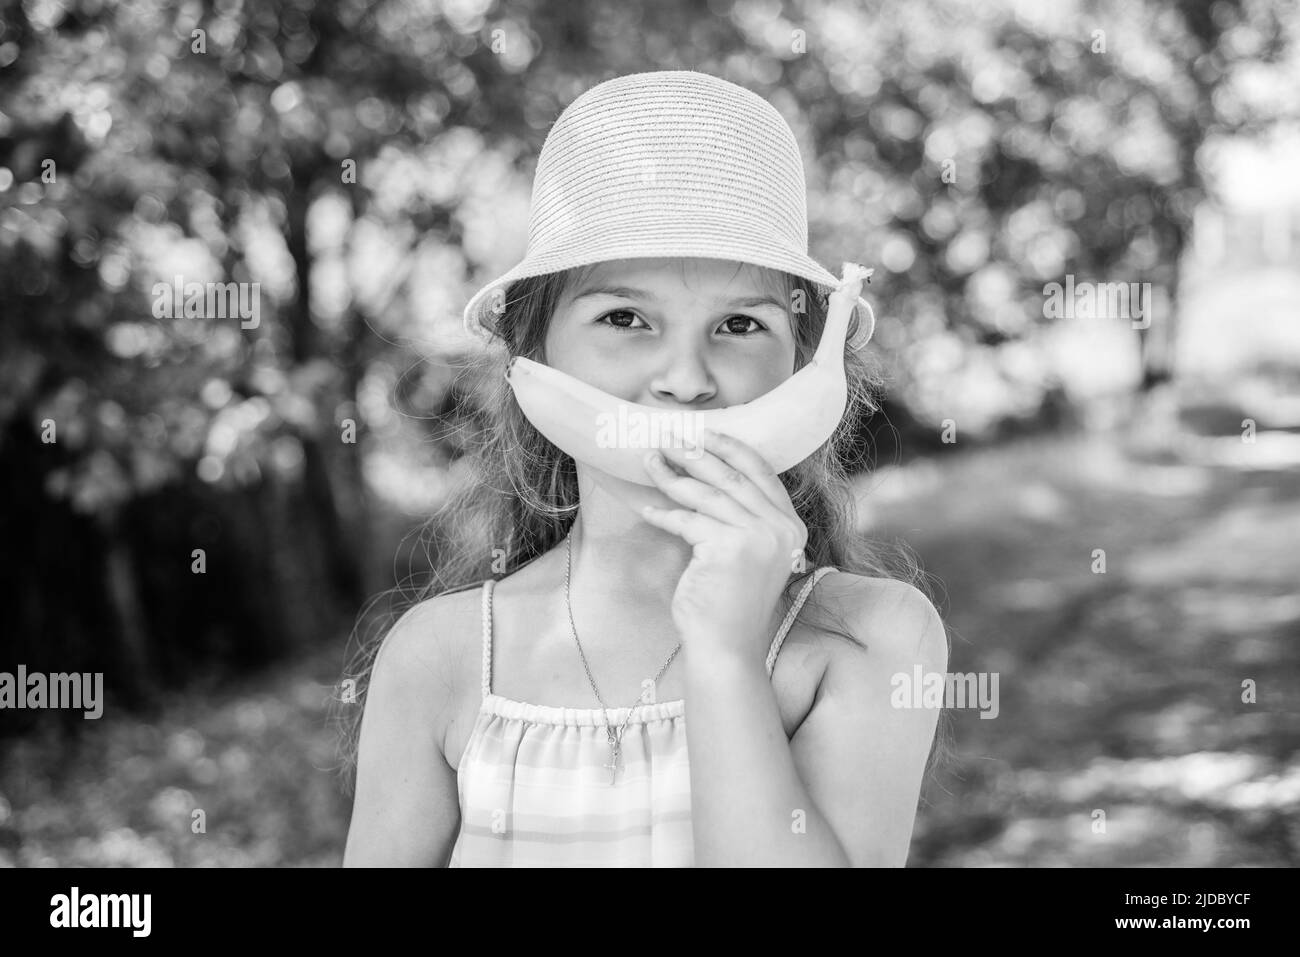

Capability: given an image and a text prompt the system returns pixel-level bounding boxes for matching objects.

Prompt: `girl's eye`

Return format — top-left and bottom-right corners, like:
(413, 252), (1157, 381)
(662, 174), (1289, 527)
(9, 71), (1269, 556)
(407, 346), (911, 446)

(719, 315), (765, 336)
(595, 310), (766, 336)
(595, 309), (648, 331)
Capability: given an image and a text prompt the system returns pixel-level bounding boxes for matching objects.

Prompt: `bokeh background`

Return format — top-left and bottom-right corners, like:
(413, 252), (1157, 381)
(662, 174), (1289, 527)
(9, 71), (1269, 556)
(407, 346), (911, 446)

(2, 0), (1298, 867)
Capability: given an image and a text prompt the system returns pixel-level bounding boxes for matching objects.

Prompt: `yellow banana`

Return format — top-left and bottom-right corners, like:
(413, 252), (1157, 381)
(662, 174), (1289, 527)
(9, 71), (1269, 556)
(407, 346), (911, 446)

(505, 262), (873, 486)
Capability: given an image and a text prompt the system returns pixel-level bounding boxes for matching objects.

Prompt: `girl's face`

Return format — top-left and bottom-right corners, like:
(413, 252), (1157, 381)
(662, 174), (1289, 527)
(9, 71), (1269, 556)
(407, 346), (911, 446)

(546, 257), (798, 409)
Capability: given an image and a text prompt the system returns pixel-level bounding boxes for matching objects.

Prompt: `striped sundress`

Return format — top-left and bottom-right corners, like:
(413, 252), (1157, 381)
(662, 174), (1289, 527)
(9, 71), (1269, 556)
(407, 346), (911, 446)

(447, 566), (838, 867)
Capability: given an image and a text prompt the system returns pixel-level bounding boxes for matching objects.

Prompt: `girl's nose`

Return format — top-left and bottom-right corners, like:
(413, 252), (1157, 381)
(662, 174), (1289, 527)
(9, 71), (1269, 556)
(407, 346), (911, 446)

(648, 346), (717, 405)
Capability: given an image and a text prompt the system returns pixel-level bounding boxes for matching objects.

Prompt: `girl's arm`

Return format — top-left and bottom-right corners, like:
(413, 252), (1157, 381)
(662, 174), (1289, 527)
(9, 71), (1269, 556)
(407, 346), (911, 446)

(683, 578), (946, 867)
(343, 600), (463, 867)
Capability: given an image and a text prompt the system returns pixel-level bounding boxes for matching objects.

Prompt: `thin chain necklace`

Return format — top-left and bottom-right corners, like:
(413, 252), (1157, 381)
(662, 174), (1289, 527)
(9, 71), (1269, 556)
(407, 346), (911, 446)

(564, 531), (682, 786)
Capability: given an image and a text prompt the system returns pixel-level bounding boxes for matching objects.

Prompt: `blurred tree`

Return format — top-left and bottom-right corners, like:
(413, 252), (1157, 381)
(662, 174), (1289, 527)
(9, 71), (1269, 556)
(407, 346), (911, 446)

(776, 0), (1297, 426)
(0, 0), (1295, 716)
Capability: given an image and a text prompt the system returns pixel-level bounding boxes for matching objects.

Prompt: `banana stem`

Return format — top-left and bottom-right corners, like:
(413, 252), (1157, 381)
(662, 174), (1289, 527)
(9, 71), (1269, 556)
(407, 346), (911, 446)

(813, 262), (872, 366)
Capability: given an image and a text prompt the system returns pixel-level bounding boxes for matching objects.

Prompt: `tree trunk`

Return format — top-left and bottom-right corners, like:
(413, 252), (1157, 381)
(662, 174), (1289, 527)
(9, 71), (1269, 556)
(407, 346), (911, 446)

(285, 173), (364, 621)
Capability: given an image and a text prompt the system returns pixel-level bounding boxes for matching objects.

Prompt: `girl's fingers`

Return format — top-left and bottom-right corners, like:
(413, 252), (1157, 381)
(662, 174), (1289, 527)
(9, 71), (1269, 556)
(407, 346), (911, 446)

(701, 430), (796, 518)
(639, 503), (730, 546)
(656, 441), (782, 524)
(643, 450), (754, 527)
(690, 429), (801, 525)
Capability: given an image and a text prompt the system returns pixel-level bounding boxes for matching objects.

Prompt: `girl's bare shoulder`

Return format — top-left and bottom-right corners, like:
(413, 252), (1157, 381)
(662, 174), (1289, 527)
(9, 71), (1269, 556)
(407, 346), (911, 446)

(371, 583), (491, 758)
(378, 584), (486, 673)
(801, 570), (942, 656)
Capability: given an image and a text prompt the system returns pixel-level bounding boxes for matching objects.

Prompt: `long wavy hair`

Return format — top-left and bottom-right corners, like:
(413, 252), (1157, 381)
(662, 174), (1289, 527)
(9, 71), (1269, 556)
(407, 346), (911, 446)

(332, 260), (954, 799)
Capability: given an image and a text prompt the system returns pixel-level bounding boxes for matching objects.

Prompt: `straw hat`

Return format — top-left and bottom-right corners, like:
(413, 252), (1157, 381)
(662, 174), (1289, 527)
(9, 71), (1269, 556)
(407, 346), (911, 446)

(462, 69), (875, 349)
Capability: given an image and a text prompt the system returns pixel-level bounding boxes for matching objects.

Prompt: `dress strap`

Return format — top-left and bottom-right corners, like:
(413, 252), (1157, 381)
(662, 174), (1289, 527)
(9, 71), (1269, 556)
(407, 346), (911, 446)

(480, 579), (495, 700)
(765, 567), (837, 677)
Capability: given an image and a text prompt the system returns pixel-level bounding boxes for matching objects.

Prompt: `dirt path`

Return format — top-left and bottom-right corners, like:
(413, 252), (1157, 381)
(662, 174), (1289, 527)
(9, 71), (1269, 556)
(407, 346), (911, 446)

(871, 429), (1300, 866)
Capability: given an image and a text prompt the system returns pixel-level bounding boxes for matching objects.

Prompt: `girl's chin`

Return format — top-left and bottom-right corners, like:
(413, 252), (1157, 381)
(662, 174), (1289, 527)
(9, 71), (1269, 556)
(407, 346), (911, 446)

(585, 468), (680, 517)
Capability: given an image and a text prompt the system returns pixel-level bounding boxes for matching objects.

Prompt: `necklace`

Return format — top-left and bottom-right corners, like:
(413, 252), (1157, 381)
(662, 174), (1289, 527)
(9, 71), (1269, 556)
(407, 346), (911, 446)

(564, 531), (682, 785)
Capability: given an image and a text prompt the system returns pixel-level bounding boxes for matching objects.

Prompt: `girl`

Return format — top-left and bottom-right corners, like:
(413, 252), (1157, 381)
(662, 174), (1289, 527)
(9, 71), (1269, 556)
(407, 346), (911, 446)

(339, 70), (951, 867)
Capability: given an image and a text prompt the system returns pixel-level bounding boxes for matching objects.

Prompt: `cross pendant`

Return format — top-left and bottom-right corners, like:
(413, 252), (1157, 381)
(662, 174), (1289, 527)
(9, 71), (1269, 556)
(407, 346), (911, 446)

(604, 738), (620, 785)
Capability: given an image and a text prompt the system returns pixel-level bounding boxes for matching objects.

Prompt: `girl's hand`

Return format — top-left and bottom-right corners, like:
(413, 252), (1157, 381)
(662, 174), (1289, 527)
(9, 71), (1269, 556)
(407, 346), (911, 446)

(639, 429), (807, 661)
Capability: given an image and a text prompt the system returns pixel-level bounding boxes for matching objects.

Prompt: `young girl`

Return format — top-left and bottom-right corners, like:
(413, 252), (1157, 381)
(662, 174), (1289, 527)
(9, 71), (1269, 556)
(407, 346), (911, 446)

(339, 70), (951, 867)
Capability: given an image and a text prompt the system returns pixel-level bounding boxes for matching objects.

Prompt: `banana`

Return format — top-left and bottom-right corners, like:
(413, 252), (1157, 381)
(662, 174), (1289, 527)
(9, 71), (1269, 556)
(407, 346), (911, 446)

(505, 262), (874, 486)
